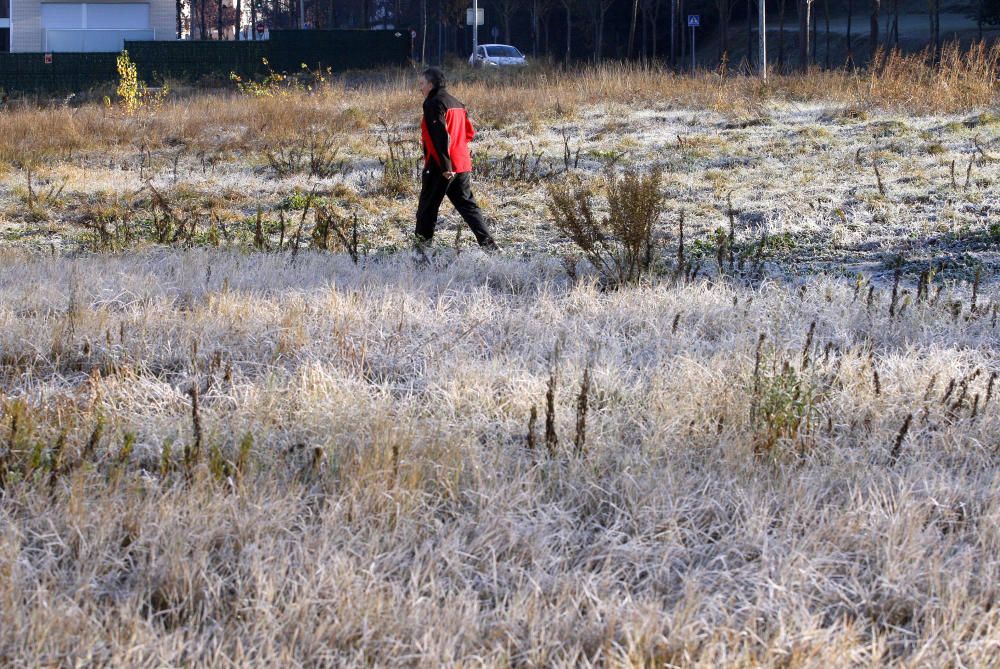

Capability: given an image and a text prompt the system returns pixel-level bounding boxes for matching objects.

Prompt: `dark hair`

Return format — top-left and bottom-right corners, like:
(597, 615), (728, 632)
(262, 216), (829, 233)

(421, 67), (446, 90)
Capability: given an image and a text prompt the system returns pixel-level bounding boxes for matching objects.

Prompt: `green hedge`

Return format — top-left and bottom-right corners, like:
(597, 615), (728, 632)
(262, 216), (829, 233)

(0, 30), (410, 95)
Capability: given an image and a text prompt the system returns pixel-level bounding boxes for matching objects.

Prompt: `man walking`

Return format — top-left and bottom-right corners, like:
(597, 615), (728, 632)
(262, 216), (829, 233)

(416, 67), (499, 254)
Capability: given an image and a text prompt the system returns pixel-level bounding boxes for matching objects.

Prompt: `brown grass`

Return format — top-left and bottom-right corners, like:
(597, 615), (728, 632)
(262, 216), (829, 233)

(1, 42), (996, 164)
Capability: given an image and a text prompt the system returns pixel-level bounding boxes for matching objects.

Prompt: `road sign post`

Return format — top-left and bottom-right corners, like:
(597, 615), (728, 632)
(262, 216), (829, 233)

(472, 0), (479, 60)
(687, 15), (699, 72)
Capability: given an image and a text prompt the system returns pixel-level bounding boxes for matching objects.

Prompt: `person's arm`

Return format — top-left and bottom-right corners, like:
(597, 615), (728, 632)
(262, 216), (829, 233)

(465, 110), (476, 143)
(423, 97), (453, 174)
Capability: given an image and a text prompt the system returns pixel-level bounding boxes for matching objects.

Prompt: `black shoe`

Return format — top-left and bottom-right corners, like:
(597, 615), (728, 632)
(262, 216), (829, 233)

(412, 239), (432, 266)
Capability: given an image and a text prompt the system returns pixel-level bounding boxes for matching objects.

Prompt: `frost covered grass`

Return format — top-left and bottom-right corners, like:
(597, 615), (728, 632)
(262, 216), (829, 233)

(1, 59), (999, 666)
(0, 249), (998, 666)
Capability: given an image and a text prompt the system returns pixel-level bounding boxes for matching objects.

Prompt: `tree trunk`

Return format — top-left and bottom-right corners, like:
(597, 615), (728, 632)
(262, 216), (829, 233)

(651, 1), (659, 57)
(531, 0), (538, 58)
(812, 0), (818, 63)
(934, 0), (940, 58)
(217, 0), (223, 38)
(200, 0), (208, 39)
(421, 0), (427, 63)
(746, 0), (753, 71)
(719, 0), (729, 64)
(680, 0), (686, 64)
(824, 0), (830, 67)
(628, 0), (640, 57)
(798, 0), (810, 70)
(564, 1), (571, 63)
(236, 0), (242, 38)
(892, 0), (899, 48)
(670, 0), (677, 66)
(778, 0), (785, 69)
(870, 0), (880, 64)
(595, 13), (603, 62)
(532, 0), (540, 56)
(640, 4), (647, 58)
(846, 0), (853, 65)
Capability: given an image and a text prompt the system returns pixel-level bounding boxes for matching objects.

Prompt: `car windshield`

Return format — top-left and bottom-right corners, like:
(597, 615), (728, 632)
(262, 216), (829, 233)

(486, 46), (522, 58)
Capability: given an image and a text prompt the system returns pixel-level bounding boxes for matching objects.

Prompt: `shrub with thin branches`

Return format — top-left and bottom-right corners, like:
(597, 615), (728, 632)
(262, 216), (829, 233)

(547, 167), (664, 286)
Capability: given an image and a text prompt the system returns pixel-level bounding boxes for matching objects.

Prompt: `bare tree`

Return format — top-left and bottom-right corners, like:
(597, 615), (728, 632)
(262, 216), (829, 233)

(670, 0), (679, 66)
(714, 0), (734, 64)
(746, 0), (753, 71)
(421, 0), (428, 62)
(870, 0), (880, 64)
(560, 0), (575, 62)
(798, 0), (813, 69)
(928, 0), (941, 59)
(640, 0), (662, 59)
(536, 0), (557, 54)
(583, 0), (616, 60)
(846, 0), (853, 65)
(778, 0), (786, 68)
(628, 0), (640, 57)
(823, 0), (830, 67)
(890, 0), (898, 47)
(495, 0), (524, 43)
(530, 0), (558, 55)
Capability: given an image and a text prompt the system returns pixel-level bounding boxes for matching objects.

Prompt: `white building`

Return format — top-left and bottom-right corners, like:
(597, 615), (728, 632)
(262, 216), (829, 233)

(2, 0), (175, 52)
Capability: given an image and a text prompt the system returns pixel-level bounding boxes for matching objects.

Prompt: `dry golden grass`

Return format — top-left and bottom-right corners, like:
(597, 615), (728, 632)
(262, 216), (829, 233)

(1, 42), (996, 162)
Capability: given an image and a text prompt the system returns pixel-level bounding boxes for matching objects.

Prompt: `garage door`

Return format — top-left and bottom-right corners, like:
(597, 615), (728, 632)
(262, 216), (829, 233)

(41, 3), (150, 29)
(42, 3), (151, 51)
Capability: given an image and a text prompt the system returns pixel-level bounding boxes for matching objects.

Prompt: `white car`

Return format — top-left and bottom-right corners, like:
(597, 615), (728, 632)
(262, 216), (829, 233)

(469, 44), (528, 68)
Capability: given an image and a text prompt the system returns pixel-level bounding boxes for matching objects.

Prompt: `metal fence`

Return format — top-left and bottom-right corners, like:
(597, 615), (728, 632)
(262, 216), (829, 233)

(0, 30), (409, 95)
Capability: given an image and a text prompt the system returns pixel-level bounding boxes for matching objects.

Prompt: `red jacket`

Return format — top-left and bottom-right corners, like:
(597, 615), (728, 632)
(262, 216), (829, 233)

(421, 87), (475, 173)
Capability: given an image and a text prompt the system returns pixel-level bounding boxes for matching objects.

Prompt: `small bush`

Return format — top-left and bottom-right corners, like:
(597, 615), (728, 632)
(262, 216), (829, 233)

(752, 361), (819, 455)
(547, 167), (664, 287)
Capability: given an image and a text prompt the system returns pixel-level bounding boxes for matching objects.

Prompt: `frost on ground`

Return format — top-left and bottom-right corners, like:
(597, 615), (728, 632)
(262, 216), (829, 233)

(0, 249), (998, 666)
(0, 98), (998, 280)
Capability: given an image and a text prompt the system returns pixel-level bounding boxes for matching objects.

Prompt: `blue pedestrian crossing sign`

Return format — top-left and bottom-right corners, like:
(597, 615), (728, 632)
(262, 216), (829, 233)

(687, 15), (700, 27)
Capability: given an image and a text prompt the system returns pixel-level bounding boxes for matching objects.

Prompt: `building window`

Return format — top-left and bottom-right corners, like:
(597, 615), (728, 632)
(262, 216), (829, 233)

(1, 29), (8, 53)
(0, 0), (9, 20)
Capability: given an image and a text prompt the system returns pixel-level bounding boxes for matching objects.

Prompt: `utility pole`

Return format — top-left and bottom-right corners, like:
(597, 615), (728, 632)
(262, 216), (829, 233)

(759, 0), (767, 78)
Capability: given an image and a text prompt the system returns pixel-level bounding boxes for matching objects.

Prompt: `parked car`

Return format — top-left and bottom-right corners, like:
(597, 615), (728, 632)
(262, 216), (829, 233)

(469, 44), (528, 68)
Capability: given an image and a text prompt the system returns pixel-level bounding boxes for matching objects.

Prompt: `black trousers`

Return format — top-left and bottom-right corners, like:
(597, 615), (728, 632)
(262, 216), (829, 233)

(415, 169), (496, 248)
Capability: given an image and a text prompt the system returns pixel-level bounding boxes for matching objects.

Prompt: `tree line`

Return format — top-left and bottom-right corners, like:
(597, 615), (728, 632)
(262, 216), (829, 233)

(180, 0), (1000, 70)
